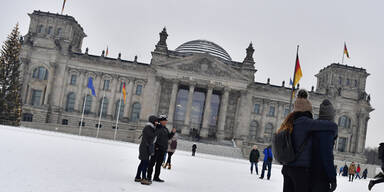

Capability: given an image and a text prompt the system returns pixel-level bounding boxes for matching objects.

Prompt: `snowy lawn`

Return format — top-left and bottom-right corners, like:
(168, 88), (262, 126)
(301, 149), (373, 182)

(0, 126), (382, 192)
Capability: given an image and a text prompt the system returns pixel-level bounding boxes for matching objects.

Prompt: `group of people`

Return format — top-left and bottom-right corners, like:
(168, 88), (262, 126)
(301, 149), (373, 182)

(135, 115), (177, 185)
(339, 162), (367, 181)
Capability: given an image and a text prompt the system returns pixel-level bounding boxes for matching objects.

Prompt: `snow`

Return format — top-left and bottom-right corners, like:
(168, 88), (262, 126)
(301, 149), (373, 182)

(0, 125), (383, 192)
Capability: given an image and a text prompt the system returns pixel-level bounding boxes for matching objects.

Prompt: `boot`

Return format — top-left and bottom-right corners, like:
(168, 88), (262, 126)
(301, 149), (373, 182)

(141, 179), (152, 185)
(163, 163), (168, 169)
(134, 177), (142, 182)
(168, 164), (171, 170)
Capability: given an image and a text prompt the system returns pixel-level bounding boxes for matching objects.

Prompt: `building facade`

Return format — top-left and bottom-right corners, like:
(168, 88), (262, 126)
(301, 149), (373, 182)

(19, 11), (373, 162)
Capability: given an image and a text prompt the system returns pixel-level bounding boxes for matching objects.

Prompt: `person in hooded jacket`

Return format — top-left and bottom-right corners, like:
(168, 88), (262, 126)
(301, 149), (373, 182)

(260, 145), (273, 180)
(362, 168), (368, 179)
(343, 164), (349, 177)
(368, 142), (384, 190)
(310, 99), (338, 192)
(192, 143), (197, 156)
(135, 115), (158, 185)
(147, 115), (176, 182)
(249, 145), (260, 175)
(279, 90), (337, 192)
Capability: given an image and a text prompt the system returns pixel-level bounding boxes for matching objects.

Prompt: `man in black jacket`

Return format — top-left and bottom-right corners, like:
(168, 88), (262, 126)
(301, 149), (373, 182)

(369, 142), (384, 190)
(310, 99), (338, 192)
(249, 145), (260, 175)
(147, 115), (176, 182)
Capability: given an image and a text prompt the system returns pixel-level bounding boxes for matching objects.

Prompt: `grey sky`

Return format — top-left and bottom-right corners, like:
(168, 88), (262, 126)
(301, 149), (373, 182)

(1, 0), (382, 148)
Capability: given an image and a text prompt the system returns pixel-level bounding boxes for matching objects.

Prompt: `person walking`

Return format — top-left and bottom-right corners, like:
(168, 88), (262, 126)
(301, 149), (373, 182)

(260, 145), (273, 180)
(192, 143), (197, 156)
(363, 168), (368, 179)
(147, 115), (176, 183)
(368, 142), (384, 190)
(310, 99), (338, 192)
(339, 166), (343, 176)
(135, 115), (158, 185)
(355, 164), (361, 179)
(278, 90), (337, 192)
(348, 162), (356, 182)
(249, 145), (260, 175)
(163, 134), (177, 169)
(343, 163), (349, 177)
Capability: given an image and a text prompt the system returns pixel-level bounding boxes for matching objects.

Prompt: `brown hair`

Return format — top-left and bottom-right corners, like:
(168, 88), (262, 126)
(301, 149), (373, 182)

(277, 112), (296, 134)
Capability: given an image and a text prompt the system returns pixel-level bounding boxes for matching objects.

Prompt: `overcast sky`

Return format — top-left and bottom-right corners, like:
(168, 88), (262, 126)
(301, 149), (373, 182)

(1, 0), (382, 148)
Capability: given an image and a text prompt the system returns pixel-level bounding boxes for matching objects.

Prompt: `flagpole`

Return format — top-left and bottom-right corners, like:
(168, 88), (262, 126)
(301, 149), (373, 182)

(114, 91), (123, 140)
(289, 45), (299, 112)
(79, 95), (87, 135)
(342, 42), (345, 64)
(96, 92), (105, 138)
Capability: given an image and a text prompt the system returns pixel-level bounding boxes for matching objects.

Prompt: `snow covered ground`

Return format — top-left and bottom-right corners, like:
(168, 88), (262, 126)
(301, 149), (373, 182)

(0, 125), (382, 192)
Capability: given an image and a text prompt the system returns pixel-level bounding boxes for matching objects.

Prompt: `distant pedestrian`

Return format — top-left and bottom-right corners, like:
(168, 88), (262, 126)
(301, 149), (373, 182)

(363, 168), (368, 179)
(135, 115), (157, 185)
(249, 145), (260, 175)
(163, 134), (177, 169)
(355, 164), (361, 179)
(348, 162), (356, 182)
(260, 145), (273, 180)
(368, 142), (384, 190)
(343, 164), (348, 177)
(339, 167), (343, 176)
(192, 143), (197, 156)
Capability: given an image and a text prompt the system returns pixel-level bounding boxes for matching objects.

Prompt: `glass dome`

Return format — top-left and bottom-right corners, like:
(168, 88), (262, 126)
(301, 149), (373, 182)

(175, 40), (232, 61)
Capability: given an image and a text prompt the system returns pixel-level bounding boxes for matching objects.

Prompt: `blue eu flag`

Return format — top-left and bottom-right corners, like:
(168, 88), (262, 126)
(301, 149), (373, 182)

(87, 77), (96, 96)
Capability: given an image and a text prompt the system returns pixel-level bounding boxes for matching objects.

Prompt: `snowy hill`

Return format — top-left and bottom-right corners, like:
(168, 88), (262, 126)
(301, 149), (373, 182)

(0, 125), (382, 192)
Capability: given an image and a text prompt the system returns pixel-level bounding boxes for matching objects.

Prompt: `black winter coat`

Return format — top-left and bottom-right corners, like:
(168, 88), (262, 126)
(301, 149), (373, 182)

(249, 149), (260, 162)
(154, 124), (175, 152)
(288, 112), (337, 168)
(139, 123), (156, 161)
(312, 129), (337, 182)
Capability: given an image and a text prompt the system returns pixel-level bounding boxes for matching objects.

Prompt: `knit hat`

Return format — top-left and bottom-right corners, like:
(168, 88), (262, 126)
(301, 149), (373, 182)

(158, 114), (168, 121)
(148, 115), (158, 124)
(293, 89), (313, 112)
(319, 99), (336, 121)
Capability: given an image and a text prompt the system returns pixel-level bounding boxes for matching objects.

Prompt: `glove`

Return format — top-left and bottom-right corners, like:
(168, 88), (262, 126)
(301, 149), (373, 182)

(329, 181), (337, 192)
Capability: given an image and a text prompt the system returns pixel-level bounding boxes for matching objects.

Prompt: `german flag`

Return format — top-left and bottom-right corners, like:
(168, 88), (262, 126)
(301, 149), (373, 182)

(344, 42), (350, 58)
(293, 52), (303, 87)
(122, 83), (127, 104)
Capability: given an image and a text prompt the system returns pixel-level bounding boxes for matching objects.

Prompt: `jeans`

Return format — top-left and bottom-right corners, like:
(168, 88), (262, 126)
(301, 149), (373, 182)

(260, 161), (272, 179)
(355, 172), (361, 179)
(147, 149), (166, 179)
(282, 166), (311, 192)
(250, 162), (258, 174)
(135, 160), (149, 179)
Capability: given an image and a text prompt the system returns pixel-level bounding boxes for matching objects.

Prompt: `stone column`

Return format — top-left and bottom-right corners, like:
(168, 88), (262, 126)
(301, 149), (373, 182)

(217, 87), (229, 140)
(108, 77), (118, 117)
(167, 80), (179, 129)
(182, 83), (195, 135)
(201, 85), (214, 138)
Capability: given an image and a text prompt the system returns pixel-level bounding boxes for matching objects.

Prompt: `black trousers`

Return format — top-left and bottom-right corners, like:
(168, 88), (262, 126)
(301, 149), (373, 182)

(349, 174), (354, 181)
(135, 160), (149, 179)
(147, 149), (166, 179)
(310, 179), (329, 192)
(282, 165), (311, 192)
(166, 152), (174, 164)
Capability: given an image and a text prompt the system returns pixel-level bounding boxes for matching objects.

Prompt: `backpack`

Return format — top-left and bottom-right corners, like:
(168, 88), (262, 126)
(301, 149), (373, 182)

(272, 129), (311, 165)
(170, 140), (177, 150)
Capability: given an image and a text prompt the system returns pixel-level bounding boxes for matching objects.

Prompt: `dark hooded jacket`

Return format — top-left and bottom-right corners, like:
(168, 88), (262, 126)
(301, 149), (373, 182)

(154, 124), (175, 152)
(288, 112), (337, 168)
(139, 122), (156, 160)
(249, 149), (260, 162)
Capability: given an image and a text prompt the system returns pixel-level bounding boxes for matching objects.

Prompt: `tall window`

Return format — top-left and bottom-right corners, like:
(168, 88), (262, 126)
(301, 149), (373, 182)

(47, 26), (53, 34)
(339, 77), (342, 85)
(338, 116), (351, 128)
(209, 93), (221, 126)
(37, 25), (43, 33)
(84, 95), (92, 114)
(249, 120), (259, 139)
(346, 79), (350, 86)
(70, 75), (77, 85)
(22, 113), (33, 122)
(338, 137), (347, 152)
(56, 28), (62, 36)
(254, 104), (260, 114)
(268, 106), (275, 117)
(264, 123), (273, 142)
(115, 100), (125, 120)
(136, 85), (143, 95)
(32, 67), (48, 80)
(66, 92), (76, 112)
(190, 89), (206, 126)
(354, 80), (358, 87)
(174, 88), (188, 122)
(284, 108), (290, 117)
(103, 80), (110, 90)
(131, 102), (141, 122)
(99, 97), (109, 117)
(31, 89), (42, 106)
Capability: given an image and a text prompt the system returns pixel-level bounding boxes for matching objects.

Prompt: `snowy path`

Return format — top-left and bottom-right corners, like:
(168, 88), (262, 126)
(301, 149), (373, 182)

(0, 125), (382, 192)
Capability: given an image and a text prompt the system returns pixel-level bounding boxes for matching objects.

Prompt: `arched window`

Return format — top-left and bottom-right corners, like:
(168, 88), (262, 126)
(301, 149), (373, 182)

(65, 92), (76, 112)
(99, 97), (109, 117)
(32, 67), (48, 80)
(264, 123), (274, 142)
(131, 102), (141, 122)
(115, 100), (125, 120)
(84, 95), (92, 114)
(37, 25), (44, 33)
(338, 116), (351, 128)
(249, 120), (259, 139)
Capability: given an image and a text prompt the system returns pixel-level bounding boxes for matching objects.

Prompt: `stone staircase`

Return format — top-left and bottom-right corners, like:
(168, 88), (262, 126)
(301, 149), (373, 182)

(176, 139), (244, 159)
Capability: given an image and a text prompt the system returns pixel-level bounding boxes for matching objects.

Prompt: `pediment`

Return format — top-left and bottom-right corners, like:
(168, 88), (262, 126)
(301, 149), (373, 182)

(156, 54), (248, 81)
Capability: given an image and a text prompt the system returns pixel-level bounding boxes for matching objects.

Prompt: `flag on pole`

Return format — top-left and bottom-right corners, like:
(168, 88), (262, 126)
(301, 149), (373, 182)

(61, 0), (67, 15)
(344, 42), (350, 58)
(289, 78), (293, 86)
(87, 77), (96, 96)
(122, 83), (127, 104)
(105, 46), (109, 56)
(293, 52), (303, 87)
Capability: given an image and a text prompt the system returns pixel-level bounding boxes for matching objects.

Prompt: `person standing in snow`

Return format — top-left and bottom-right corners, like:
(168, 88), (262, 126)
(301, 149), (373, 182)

(343, 163), (348, 177)
(163, 134), (177, 169)
(192, 143), (197, 156)
(135, 115), (158, 185)
(368, 142), (384, 190)
(310, 99), (338, 192)
(355, 164), (361, 179)
(249, 145), (260, 175)
(348, 162), (356, 182)
(147, 115), (176, 183)
(339, 166), (343, 176)
(363, 168), (368, 179)
(260, 145), (273, 180)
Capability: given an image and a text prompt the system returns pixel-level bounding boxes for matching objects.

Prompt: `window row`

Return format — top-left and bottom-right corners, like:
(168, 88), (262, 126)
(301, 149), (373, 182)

(253, 103), (290, 117)
(37, 24), (62, 36)
(338, 77), (359, 87)
(249, 120), (274, 142)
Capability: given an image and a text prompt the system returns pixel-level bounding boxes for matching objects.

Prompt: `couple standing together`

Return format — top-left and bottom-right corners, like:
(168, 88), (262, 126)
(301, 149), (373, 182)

(277, 89), (338, 192)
